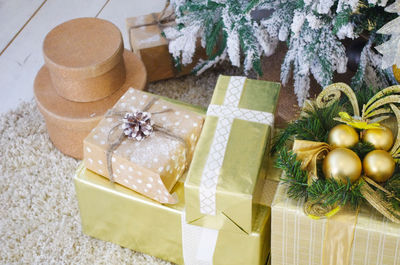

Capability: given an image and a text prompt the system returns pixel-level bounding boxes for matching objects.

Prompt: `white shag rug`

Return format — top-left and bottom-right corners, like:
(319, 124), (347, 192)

(0, 67), (245, 264)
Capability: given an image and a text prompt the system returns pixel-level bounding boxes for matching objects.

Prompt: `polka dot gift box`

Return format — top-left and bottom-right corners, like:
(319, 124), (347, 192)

(83, 88), (204, 204)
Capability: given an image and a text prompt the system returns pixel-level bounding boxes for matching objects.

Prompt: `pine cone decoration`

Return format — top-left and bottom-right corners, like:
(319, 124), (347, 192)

(122, 111), (154, 141)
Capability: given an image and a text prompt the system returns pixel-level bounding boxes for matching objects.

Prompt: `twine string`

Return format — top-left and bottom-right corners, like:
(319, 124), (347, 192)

(105, 97), (188, 185)
(129, 0), (174, 31)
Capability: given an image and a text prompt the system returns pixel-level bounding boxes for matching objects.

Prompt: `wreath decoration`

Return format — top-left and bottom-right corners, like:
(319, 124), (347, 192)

(272, 83), (400, 223)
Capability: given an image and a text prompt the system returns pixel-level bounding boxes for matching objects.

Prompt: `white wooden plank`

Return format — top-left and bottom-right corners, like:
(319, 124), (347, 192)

(0, 0), (107, 114)
(0, 0), (45, 53)
(97, 0), (166, 50)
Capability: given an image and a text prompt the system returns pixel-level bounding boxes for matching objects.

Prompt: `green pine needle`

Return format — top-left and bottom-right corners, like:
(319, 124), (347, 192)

(271, 101), (342, 154)
(383, 169), (400, 212)
(307, 177), (364, 209)
(350, 141), (374, 160)
(276, 147), (308, 199)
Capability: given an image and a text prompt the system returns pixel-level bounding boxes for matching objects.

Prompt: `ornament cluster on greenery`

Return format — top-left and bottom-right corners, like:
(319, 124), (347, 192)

(324, 124), (395, 183)
(164, 0), (397, 105)
(273, 84), (400, 215)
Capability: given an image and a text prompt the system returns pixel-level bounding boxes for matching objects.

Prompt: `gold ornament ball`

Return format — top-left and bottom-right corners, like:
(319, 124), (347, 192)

(362, 126), (394, 151)
(393, 65), (400, 83)
(363, 150), (395, 183)
(322, 148), (362, 184)
(328, 124), (359, 148)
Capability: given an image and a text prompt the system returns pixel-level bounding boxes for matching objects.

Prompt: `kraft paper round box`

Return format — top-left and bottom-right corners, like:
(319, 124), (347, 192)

(34, 18), (147, 159)
(34, 50), (146, 159)
(43, 18), (128, 102)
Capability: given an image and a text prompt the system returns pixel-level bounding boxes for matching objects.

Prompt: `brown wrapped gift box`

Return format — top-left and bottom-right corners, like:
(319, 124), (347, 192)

(127, 12), (205, 82)
(83, 88), (204, 204)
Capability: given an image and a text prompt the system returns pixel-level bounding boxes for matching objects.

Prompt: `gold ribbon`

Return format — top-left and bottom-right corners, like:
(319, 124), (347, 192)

(105, 97), (188, 184)
(321, 205), (359, 265)
(313, 180), (399, 265)
(334, 112), (382, 130)
(292, 140), (339, 218)
(304, 201), (341, 219)
(360, 176), (400, 223)
(292, 140), (332, 184)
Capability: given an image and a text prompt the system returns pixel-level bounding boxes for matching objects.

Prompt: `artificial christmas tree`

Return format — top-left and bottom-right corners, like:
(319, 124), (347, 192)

(376, 0), (400, 83)
(164, 0), (397, 105)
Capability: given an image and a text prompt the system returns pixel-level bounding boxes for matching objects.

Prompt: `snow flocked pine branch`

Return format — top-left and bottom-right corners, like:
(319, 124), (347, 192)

(164, 0), (395, 106)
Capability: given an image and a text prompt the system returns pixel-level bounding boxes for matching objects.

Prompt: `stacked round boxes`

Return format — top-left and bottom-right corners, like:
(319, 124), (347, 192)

(34, 18), (147, 159)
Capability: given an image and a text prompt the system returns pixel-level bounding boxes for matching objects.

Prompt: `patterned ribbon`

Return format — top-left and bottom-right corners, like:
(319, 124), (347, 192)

(182, 166), (276, 265)
(181, 211), (219, 265)
(199, 76), (274, 215)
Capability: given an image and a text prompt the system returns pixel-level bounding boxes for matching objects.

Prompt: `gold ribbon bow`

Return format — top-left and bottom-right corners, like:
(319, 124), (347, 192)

(292, 140), (341, 218)
(292, 140), (332, 185)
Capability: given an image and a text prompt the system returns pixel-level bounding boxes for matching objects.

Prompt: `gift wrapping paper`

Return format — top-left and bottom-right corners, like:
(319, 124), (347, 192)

(271, 182), (400, 265)
(257, 160), (281, 208)
(185, 75), (280, 234)
(127, 13), (205, 82)
(74, 163), (275, 265)
(83, 88), (204, 204)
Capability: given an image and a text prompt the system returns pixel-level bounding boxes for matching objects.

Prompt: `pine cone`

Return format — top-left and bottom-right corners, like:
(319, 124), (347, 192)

(122, 111), (154, 141)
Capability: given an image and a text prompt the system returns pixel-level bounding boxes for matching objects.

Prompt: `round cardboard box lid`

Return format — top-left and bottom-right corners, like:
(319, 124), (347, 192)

(43, 17), (123, 78)
(34, 50), (147, 129)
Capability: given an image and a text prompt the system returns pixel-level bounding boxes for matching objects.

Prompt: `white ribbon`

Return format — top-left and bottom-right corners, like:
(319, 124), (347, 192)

(182, 211), (219, 265)
(199, 76), (274, 215)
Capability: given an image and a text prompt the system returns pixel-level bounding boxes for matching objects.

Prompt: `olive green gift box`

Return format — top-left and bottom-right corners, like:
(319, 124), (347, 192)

(185, 75), (280, 234)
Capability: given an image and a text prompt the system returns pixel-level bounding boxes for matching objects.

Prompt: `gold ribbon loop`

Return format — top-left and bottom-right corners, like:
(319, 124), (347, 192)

(316, 83), (360, 117)
(304, 201), (341, 219)
(292, 140), (332, 184)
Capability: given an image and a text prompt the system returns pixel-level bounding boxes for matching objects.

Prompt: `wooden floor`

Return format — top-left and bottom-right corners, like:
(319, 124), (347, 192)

(0, 0), (165, 114)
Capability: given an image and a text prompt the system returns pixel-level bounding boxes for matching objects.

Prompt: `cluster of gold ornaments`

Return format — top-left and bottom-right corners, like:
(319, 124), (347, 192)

(323, 124), (395, 183)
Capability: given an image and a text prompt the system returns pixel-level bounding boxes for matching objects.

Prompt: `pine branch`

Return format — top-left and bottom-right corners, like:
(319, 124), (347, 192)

(350, 141), (374, 160)
(276, 147), (308, 199)
(333, 7), (352, 35)
(354, 84), (376, 104)
(245, 0), (262, 13)
(351, 1), (397, 35)
(206, 19), (223, 57)
(308, 177), (364, 209)
(271, 102), (342, 154)
(383, 168), (400, 211)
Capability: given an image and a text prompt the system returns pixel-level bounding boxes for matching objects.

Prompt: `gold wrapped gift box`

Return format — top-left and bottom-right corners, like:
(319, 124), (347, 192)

(74, 164), (274, 265)
(185, 75), (280, 234)
(271, 183), (400, 265)
(83, 88), (204, 204)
